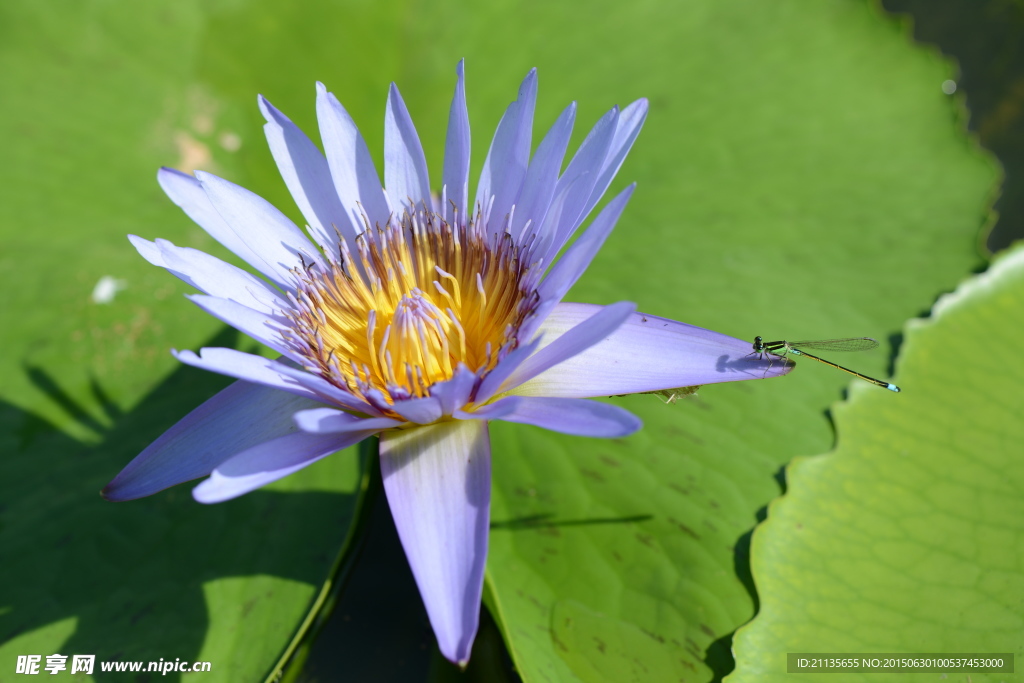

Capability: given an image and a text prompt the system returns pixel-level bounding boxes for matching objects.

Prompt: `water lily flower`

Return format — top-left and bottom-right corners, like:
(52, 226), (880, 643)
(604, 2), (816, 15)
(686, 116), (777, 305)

(103, 61), (791, 666)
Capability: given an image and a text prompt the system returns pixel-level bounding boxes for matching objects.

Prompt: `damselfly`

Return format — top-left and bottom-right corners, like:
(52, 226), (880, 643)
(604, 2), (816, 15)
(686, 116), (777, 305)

(751, 336), (900, 392)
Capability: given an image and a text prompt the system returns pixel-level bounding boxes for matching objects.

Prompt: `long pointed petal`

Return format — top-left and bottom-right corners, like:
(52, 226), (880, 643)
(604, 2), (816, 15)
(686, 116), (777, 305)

(519, 184), (635, 344)
(258, 95), (356, 250)
(443, 60), (470, 226)
(102, 382), (321, 501)
(156, 168), (270, 283)
(316, 82), (390, 231)
(541, 106), (619, 258)
(472, 337), (541, 405)
(271, 363), (382, 415)
(512, 304), (795, 398)
(470, 396), (640, 437)
(380, 420), (491, 666)
(129, 235), (286, 316)
(293, 407), (401, 434)
(193, 429), (375, 503)
(475, 69), (537, 236)
(578, 98), (648, 223)
(186, 294), (294, 360)
(173, 347), (322, 401)
(502, 300), (635, 392)
(196, 170), (321, 283)
(511, 102), (576, 240)
(385, 83), (432, 213)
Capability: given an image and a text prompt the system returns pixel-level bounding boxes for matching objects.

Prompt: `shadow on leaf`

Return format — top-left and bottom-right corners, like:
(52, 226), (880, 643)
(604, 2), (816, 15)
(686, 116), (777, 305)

(1, 328), (365, 681)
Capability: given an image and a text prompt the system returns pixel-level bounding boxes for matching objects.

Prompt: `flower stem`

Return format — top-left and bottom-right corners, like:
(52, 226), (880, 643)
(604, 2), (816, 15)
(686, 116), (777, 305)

(264, 436), (382, 683)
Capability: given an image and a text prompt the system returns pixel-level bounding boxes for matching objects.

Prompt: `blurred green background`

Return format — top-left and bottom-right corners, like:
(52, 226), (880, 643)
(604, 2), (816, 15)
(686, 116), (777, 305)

(1, 0), (1021, 681)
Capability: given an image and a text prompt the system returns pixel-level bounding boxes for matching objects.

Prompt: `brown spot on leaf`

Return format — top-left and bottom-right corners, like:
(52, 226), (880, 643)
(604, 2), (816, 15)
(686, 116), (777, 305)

(667, 517), (700, 540)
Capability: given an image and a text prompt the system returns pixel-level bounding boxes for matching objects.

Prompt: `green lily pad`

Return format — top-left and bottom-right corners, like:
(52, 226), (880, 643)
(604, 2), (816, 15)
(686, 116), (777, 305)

(730, 245), (1024, 682)
(0, 0), (999, 681)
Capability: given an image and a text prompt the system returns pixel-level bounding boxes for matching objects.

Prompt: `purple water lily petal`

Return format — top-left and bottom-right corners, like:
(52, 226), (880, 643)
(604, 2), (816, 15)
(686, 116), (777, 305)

(380, 420), (491, 667)
(577, 98), (649, 227)
(271, 363), (382, 416)
(259, 95), (356, 250)
(157, 168), (272, 284)
(385, 83), (432, 213)
(293, 407), (401, 434)
(103, 381), (322, 501)
(542, 183), (635, 303)
(470, 395), (641, 438)
(541, 106), (619, 258)
(390, 395), (444, 424)
(475, 69), (537, 236)
(502, 300), (635, 393)
(173, 347), (322, 402)
(510, 102), (576, 241)
(472, 337), (542, 406)
(129, 235), (286, 316)
(520, 184), (635, 343)
(193, 429), (376, 503)
(196, 170), (322, 282)
(512, 303), (794, 398)
(442, 60), (470, 226)
(316, 82), (390, 231)
(430, 364), (478, 416)
(186, 295), (296, 361)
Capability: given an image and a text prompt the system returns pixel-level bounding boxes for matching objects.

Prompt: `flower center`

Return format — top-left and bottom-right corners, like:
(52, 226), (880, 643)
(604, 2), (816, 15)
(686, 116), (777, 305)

(284, 209), (538, 404)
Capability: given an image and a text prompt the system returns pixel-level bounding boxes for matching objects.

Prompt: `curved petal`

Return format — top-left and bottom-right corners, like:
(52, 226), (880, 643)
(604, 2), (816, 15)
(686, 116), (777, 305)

(429, 364), (478, 416)
(541, 106), (619, 259)
(173, 347), (323, 401)
(129, 235), (286, 316)
(511, 304), (795, 398)
(380, 420), (490, 666)
(385, 83), (431, 213)
(316, 82), (390, 231)
(156, 167), (270, 281)
(102, 381), (322, 501)
(539, 184), (635, 303)
(519, 184), (635, 344)
(186, 294), (295, 360)
(578, 98), (649, 223)
(271, 363), (382, 415)
(442, 60), (470, 226)
(511, 102), (576, 241)
(293, 407), (401, 434)
(196, 170), (321, 284)
(502, 300), (636, 393)
(475, 68), (537, 236)
(468, 395), (641, 438)
(193, 429), (375, 503)
(472, 337), (542, 405)
(258, 94), (356, 250)
(390, 395), (444, 424)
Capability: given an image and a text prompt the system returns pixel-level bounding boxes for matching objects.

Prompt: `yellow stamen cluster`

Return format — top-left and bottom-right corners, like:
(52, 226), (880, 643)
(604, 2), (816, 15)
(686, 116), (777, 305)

(285, 210), (537, 405)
